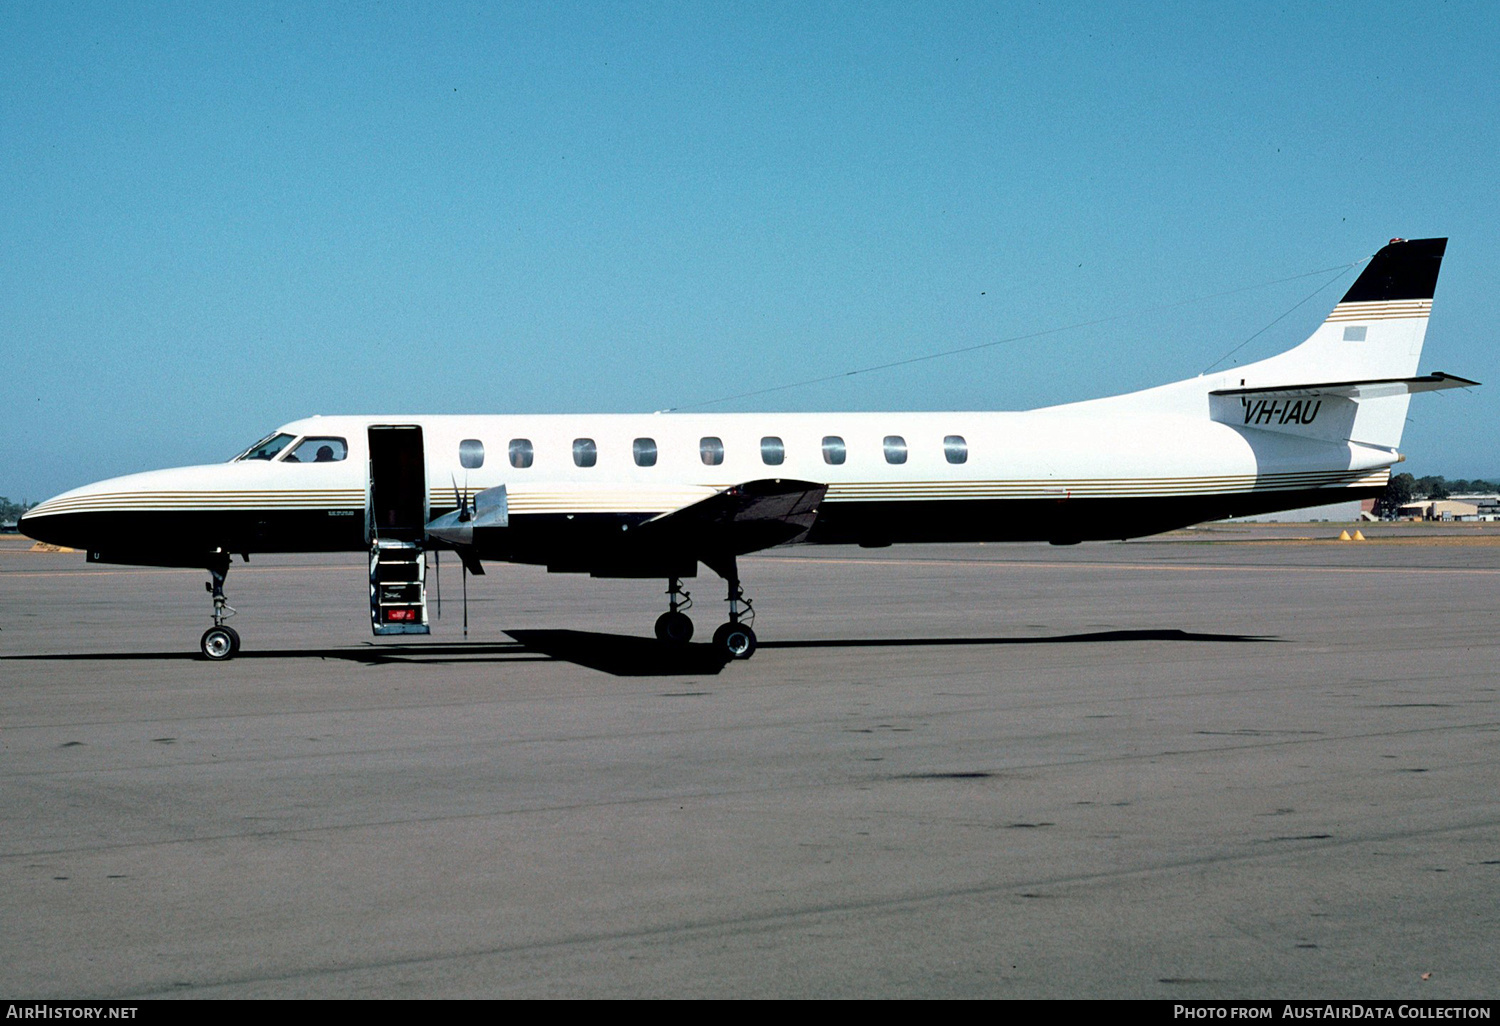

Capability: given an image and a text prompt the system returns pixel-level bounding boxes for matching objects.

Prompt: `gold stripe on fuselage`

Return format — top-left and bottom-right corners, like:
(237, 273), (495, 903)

(1323, 299), (1432, 323)
(24, 470), (1387, 519)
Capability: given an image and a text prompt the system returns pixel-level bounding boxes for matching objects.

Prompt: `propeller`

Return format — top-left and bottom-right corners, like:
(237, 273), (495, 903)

(426, 480), (503, 639)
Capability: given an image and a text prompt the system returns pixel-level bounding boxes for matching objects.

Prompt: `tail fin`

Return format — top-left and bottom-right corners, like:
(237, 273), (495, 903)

(1231, 237), (1450, 449)
(1339, 236), (1446, 303)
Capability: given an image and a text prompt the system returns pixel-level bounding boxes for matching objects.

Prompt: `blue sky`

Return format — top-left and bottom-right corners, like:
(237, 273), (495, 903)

(3, 1), (1498, 500)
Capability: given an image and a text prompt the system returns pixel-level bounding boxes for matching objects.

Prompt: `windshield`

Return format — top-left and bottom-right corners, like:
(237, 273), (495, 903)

(233, 432), (296, 461)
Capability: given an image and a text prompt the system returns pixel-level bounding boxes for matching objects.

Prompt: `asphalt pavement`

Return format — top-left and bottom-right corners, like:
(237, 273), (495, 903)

(1, 526), (1496, 998)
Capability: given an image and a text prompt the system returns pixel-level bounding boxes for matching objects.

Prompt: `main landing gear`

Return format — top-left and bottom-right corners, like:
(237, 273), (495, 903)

(200, 552), (240, 661)
(655, 561), (757, 660)
(712, 566), (756, 660)
(655, 577), (695, 644)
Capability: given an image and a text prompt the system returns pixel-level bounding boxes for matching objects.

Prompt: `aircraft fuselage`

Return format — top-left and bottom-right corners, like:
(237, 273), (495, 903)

(22, 406), (1393, 573)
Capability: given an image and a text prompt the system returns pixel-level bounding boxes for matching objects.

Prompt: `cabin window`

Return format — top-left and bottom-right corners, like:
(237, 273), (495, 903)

(573, 438), (598, 468)
(760, 436), (785, 466)
(508, 438), (534, 469)
(882, 435), (908, 465)
(700, 436), (724, 466)
(284, 436), (349, 463)
(633, 438), (658, 467)
(944, 435), (968, 464)
(236, 432), (295, 462)
(458, 439), (484, 469)
(821, 436), (846, 465)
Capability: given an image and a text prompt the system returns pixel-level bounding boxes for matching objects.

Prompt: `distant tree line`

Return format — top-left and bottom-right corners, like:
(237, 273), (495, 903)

(0, 497), (36, 523)
(1374, 475), (1500, 517)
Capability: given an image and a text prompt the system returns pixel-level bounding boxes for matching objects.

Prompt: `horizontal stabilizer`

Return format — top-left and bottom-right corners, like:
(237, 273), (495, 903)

(640, 478), (826, 555)
(1210, 372), (1479, 401)
(1208, 373), (1479, 445)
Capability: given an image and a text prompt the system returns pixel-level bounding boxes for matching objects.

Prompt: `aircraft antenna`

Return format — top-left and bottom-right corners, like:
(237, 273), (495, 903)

(657, 258), (1368, 412)
(1198, 261), (1363, 374)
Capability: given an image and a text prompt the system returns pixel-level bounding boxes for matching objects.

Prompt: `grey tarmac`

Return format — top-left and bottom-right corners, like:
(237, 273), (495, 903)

(1, 524), (1497, 999)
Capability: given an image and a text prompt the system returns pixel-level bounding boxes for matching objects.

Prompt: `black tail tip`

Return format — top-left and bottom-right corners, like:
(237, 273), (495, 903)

(1341, 237), (1447, 303)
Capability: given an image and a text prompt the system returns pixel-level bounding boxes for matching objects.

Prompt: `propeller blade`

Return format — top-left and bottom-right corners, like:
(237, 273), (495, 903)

(450, 475), (472, 523)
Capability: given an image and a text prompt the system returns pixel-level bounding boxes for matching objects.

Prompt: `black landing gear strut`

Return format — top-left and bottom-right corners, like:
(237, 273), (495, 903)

(200, 551), (240, 661)
(654, 577), (695, 644)
(708, 556), (756, 660)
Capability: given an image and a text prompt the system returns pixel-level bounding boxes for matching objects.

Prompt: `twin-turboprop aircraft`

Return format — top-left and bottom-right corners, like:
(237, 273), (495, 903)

(21, 237), (1473, 661)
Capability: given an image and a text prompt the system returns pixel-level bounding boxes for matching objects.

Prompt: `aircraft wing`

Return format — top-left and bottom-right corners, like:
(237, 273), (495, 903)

(636, 478), (827, 555)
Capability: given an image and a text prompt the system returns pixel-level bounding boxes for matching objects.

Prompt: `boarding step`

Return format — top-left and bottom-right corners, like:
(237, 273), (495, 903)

(370, 538), (430, 635)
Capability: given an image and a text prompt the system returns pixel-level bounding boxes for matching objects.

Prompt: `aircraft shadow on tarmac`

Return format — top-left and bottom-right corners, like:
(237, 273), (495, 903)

(4, 628), (1278, 677)
(509, 627), (1279, 676)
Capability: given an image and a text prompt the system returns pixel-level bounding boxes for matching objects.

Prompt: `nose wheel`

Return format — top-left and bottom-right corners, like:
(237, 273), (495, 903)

(200, 552), (240, 660)
(201, 624), (241, 660)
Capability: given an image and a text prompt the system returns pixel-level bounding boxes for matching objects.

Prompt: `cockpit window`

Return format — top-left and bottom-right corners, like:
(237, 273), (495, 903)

(235, 433), (296, 461)
(285, 436), (349, 463)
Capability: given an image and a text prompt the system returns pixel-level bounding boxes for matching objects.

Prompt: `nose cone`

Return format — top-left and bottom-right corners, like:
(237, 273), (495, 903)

(17, 465), (225, 556)
(18, 487), (95, 549)
(16, 510), (52, 545)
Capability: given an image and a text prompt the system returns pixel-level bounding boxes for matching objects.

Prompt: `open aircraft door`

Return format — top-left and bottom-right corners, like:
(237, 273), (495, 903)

(367, 425), (430, 635)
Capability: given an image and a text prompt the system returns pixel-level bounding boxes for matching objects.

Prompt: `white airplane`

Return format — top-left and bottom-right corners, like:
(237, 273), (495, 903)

(21, 237), (1473, 662)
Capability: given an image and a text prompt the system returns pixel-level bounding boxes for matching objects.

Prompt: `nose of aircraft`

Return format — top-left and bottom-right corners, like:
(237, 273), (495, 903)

(17, 465), (211, 556)
(18, 480), (111, 550)
(15, 506), (59, 545)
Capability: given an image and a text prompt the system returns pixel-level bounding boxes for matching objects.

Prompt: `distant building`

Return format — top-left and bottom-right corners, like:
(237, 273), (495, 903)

(1398, 499), (1483, 521)
(1449, 494), (1500, 519)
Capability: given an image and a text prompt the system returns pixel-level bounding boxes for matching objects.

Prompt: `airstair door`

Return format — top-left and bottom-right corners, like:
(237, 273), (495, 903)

(367, 425), (430, 635)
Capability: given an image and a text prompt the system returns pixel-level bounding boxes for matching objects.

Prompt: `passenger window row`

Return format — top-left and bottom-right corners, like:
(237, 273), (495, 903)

(457, 434), (970, 470)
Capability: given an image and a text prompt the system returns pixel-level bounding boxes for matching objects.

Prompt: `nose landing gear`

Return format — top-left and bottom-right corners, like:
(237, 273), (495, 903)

(200, 552), (240, 661)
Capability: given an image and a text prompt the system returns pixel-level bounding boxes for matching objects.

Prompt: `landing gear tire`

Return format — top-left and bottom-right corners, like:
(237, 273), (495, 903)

(655, 611), (694, 644)
(713, 622), (757, 660)
(201, 625), (240, 661)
